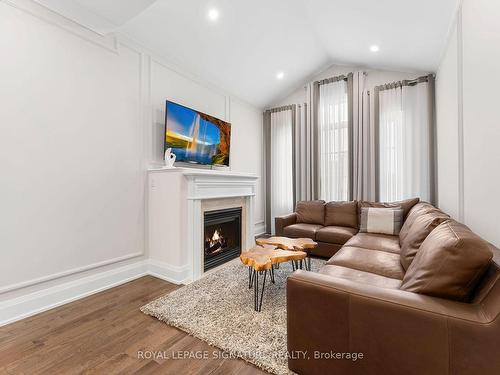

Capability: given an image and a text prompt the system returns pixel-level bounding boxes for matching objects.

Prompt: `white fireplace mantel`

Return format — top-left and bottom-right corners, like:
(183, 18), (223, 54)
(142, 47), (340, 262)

(147, 167), (258, 283)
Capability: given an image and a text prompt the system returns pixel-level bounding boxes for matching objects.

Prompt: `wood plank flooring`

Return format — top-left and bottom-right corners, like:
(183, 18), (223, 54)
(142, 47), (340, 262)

(0, 276), (268, 375)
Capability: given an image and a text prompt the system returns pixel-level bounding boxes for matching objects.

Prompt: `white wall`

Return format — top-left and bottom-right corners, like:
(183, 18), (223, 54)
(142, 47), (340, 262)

(228, 98), (265, 232)
(147, 59), (265, 232)
(436, 0), (500, 246)
(0, 2), (145, 294)
(0, 0), (263, 323)
(436, 21), (460, 219)
(462, 0), (500, 245)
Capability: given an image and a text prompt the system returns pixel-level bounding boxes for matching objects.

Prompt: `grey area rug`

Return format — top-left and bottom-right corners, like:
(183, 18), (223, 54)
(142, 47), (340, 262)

(141, 258), (324, 375)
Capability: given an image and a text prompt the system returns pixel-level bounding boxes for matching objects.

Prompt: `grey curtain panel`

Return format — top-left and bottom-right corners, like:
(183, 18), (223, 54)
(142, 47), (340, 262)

(352, 71), (376, 201)
(263, 110), (272, 233)
(294, 103), (312, 201)
(428, 75), (437, 205)
(295, 91), (319, 202)
(305, 81), (320, 200)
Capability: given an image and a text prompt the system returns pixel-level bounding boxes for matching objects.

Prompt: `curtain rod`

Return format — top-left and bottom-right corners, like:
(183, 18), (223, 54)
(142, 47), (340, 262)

(316, 73), (351, 86)
(265, 104), (295, 113)
(375, 74), (434, 92)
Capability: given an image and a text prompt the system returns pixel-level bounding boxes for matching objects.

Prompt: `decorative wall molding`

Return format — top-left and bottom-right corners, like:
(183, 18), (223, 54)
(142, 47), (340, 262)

(0, 260), (148, 327)
(0, 251), (144, 294)
(0, 0), (266, 327)
(0, 259), (193, 327)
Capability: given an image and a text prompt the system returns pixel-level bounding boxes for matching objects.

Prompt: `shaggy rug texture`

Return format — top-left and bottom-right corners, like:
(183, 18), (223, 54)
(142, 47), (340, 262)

(141, 258), (324, 375)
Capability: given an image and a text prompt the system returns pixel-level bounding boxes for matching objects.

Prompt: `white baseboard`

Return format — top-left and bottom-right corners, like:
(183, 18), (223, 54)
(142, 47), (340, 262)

(0, 259), (192, 327)
(0, 261), (148, 327)
(0, 252), (145, 294)
(254, 221), (266, 236)
(1, 240), (268, 327)
(147, 259), (191, 285)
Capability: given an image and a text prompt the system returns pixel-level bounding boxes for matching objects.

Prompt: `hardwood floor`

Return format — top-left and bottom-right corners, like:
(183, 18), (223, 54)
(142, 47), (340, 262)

(0, 276), (268, 375)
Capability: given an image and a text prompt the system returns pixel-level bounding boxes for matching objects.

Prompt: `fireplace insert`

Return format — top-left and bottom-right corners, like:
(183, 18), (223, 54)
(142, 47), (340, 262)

(204, 207), (242, 272)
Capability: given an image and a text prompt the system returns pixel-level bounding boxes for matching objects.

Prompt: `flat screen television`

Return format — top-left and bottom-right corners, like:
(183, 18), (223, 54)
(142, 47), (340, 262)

(164, 101), (231, 167)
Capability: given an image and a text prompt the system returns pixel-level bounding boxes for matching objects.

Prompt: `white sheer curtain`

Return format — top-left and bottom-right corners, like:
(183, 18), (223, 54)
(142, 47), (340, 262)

(318, 79), (349, 201)
(379, 82), (431, 202)
(270, 109), (294, 233)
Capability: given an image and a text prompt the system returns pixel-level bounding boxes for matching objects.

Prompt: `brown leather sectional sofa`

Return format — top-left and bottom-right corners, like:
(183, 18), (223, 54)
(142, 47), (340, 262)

(277, 199), (500, 375)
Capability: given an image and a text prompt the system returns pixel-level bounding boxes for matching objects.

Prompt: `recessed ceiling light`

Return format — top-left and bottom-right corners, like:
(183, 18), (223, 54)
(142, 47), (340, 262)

(276, 71), (285, 80)
(207, 8), (219, 22)
(370, 45), (380, 52)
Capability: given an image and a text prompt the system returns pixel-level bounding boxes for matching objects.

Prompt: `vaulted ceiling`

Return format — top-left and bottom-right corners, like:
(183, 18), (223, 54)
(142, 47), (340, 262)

(35, 0), (459, 108)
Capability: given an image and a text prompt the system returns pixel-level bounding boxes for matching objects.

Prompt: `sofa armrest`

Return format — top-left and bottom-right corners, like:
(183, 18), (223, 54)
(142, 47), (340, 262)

(275, 213), (296, 235)
(287, 270), (492, 375)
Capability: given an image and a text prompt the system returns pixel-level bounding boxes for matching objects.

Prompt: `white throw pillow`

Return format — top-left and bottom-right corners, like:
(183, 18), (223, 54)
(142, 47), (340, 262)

(359, 207), (404, 235)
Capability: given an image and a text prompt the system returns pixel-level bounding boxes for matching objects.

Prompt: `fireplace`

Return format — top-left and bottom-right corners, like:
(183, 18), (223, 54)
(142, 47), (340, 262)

(204, 207), (242, 272)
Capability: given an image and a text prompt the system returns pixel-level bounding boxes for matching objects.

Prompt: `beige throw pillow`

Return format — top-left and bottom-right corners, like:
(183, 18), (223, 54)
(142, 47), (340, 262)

(359, 207), (404, 235)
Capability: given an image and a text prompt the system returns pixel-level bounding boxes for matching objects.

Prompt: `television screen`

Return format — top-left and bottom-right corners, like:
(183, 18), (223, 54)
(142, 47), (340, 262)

(165, 101), (231, 166)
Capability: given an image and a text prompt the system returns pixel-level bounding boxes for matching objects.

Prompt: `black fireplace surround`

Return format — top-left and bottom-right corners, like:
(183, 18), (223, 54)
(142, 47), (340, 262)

(204, 207), (242, 272)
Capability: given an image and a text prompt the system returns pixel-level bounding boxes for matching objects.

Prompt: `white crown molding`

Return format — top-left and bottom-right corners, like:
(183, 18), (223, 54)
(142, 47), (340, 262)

(3, 0), (259, 112)
(3, 0), (118, 53)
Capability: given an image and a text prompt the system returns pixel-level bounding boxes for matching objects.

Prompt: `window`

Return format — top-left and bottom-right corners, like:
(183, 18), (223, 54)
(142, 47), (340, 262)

(378, 83), (431, 202)
(318, 80), (349, 201)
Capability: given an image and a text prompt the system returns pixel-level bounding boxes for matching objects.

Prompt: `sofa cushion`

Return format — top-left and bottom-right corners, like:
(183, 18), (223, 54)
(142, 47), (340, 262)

(358, 197), (419, 221)
(319, 265), (402, 289)
(344, 233), (401, 254)
(310, 242), (343, 258)
(360, 207), (404, 235)
(399, 202), (449, 244)
(324, 201), (358, 228)
(327, 246), (405, 280)
(399, 210), (450, 270)
(283, 223), (323, 239)
(401, 220), (493, 301)
(316, 226), (358, 245)
(295, 200), (325, 225)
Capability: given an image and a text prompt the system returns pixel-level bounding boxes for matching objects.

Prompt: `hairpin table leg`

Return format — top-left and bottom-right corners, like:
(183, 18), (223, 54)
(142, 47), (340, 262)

(248, 267), (255, 289)
(253, 270), (268, 312)
(254, 270), (258, 310)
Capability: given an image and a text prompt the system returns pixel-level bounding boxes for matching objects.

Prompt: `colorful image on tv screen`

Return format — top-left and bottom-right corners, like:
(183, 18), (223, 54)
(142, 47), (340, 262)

(165, 101), (230, 166)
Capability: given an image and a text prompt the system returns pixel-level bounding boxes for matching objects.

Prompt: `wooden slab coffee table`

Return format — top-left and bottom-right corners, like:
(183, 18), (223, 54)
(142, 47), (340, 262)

(256, 236), (317, 271)
(240, 245), (306, 311)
